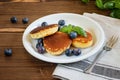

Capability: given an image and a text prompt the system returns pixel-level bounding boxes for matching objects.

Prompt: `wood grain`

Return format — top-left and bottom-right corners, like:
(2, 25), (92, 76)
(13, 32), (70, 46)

(0, 1), (110, 80)
(0, 28), (25, 32)
(0, 0), (44, 2)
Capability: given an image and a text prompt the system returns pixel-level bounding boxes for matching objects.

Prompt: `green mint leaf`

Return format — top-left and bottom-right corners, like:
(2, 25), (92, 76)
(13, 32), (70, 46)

(110, 9), (120, 19)
(67, 24), (73, 34)
(96, 0), (104, 9)
(72, 26), (87, 37)
(59, 24), (72, 34)
(115, 0), (120, 9)
(60, 24), (87, 37)
(104, 1), (115, 9)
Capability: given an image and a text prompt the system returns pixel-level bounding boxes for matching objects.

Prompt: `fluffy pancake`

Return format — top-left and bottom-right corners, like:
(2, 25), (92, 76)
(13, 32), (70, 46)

(30, 24), (58, 39)
(43, 32), (72, 56)
(72, 32), (93, 48)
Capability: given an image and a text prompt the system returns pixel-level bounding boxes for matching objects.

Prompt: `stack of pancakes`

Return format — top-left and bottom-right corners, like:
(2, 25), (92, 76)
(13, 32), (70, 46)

(30, 24), (93, 56)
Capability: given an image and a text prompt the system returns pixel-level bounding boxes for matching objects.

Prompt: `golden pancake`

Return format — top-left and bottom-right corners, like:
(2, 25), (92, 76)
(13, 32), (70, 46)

(72, 32), (93, 48)
(30, 24), (58, 39)
(43, 32), (72, 55)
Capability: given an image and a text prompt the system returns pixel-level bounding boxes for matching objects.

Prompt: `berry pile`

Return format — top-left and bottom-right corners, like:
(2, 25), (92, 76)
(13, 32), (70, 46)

(36, 38), (45, 54)
(65, 48), (81, 56)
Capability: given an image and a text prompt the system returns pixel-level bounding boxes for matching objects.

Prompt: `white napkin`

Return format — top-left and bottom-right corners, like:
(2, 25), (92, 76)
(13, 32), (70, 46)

(52, 13), (120, 80)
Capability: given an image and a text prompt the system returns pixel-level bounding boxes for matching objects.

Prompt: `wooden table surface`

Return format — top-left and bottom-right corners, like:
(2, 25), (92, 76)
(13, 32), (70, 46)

(0, 1), (110, 80)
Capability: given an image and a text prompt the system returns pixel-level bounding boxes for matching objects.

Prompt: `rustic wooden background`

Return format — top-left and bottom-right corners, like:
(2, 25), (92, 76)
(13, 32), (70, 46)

(0, 0), (45, 2)
(0, 0), (109, 80)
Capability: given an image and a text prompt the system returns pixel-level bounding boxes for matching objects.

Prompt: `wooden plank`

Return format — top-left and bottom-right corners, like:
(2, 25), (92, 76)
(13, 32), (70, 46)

(0, 1), (109, 15)
(0, 28), (25, 32)
(0, 67), (57, 80)
(0, 0), (41, 2)
(0, 47), (56, 67)
(0, 33), (23, 47)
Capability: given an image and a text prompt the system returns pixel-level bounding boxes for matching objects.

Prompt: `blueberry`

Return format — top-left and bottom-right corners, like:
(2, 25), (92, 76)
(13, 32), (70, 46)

(36, 43), (43, 49)
(22, 17), (29, 24)
(58, 20), (65, 26)
(72, 49), (77, 54)
(65, 49), (72, 56)
(10, 16), (18, 23)
(72, 48), (81, 56)
(4, 48), (12, 56)
(37, 38), (43, 44)
(37, 46), (45, 54)
(41, 22), (48, 27)
(69, 32), (77, 39)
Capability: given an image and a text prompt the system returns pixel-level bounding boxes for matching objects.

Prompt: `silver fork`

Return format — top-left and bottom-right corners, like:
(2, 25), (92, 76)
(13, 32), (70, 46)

(83, 35), (119, 74)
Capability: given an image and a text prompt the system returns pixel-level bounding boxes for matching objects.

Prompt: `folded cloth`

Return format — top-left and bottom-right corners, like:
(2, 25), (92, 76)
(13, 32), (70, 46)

(52, 13), (120, 80)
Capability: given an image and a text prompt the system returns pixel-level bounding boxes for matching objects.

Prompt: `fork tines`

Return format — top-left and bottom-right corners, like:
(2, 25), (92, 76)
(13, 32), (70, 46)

(107, 35), (119, 48)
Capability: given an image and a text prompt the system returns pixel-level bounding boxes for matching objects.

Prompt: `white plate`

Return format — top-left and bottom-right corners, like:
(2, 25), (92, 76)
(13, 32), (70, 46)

(22, 13), (105, 63)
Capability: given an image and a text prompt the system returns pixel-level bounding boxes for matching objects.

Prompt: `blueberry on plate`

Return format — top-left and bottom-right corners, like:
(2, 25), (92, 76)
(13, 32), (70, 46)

(41, 22), (48, 27)
(22, 17), (29, 24)
(72, 48), (81, 56)
(58, 20), (65, 26)
(10, 16), (18, 23)
(4, 48), (12, 56)
(69, 32), (77, 39)
(37, 38), (43, 44)
(37, 46), (45, 54)
(36, 43), (43, 49)
(65, 49), (73, 56)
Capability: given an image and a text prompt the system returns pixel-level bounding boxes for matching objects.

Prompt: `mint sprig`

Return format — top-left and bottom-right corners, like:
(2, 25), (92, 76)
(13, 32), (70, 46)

(59, 24), (73, 34)
(72, 26), (87, 37)
(59, 24), (87, 37)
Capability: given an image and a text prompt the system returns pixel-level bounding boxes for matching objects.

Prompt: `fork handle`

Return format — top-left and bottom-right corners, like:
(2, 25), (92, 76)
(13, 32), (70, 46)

(83, 49), (106, 74)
